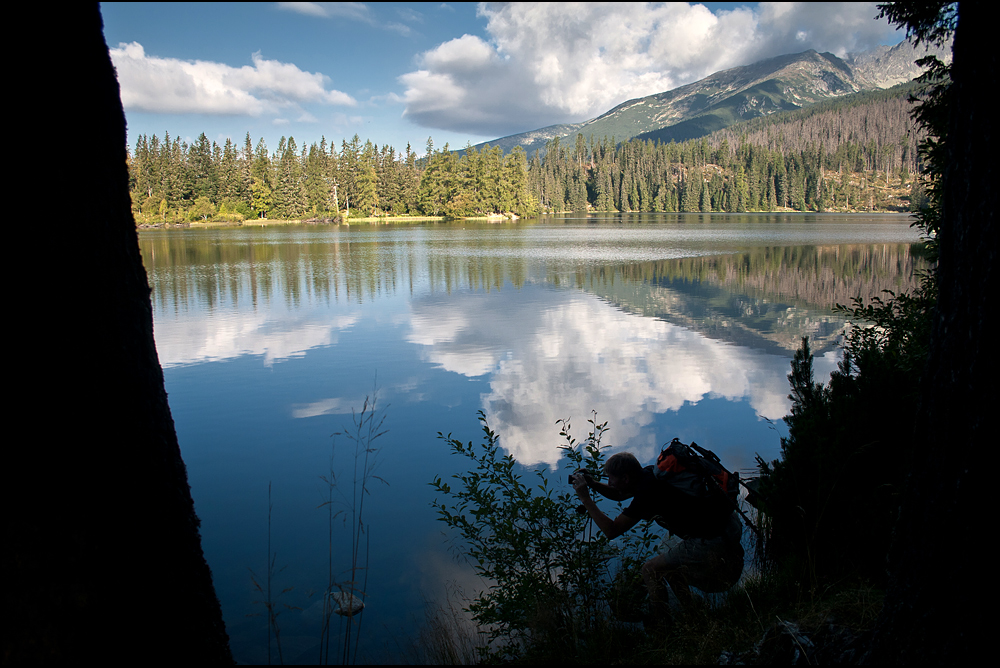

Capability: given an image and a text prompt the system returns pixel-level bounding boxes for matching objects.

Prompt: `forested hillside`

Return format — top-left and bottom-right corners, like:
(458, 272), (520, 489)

(537, 82), (927, 214)
(128, 82), (927, 224)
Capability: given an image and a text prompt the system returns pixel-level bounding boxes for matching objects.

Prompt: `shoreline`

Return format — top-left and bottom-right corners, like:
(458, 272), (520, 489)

(138, 209), (913, 230)
(137, 214), (526, 229)
(139, 215), (447, 229)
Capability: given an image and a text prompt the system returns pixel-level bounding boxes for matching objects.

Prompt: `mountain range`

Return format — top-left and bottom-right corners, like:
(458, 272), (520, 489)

(472, 39), (951, 155)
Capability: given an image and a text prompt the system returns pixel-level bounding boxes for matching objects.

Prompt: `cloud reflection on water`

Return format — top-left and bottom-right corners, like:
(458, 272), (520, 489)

(408, 285), (819, 467)
(154, 309), (360, 368)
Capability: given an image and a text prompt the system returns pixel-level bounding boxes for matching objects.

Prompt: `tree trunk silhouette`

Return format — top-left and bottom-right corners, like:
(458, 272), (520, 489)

(868, 2), (994, 662)
(6, 4), (232, 662)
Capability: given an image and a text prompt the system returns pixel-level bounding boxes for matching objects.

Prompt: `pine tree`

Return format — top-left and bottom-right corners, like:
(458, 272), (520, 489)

(304, 141), (330, 213)
(418, 143), (448, 216)
(218, 137), (241, 206)
(400, 143), (419, 214)
(351, 139), (378, 215)
(250, 137), (272, 218)
(734, 165), (749, 212)
(339, 135), (362, 215)
(242, 133), (254, 210)
(594, 163), (615, 211)
(189, 132), (215, 202)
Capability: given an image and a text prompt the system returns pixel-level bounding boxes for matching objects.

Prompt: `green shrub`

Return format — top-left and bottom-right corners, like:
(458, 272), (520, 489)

(187, 196), (216, 221)
(755, 281), (934, 588)
(431, 412), (656, 662)
(210, 212), (245, 223)
(219, 198), (255, 218)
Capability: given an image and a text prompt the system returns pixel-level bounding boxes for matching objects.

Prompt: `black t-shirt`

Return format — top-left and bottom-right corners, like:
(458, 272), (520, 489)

(622, 465), (731, 539)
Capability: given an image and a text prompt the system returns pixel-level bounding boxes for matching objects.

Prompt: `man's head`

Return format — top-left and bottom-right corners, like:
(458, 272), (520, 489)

(604, 452), (642, 493)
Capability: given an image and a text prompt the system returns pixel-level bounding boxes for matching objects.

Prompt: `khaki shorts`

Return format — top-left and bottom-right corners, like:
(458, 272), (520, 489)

(656, 513), (745, 593)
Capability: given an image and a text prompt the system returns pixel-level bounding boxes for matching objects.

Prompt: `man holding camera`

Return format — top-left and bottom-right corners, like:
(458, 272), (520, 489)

(571, 451), (744, 621)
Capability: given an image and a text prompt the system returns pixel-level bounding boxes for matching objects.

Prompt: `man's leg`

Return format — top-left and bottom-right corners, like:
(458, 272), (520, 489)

(642, 553), (694, 609)
(644, 530), (742, 610)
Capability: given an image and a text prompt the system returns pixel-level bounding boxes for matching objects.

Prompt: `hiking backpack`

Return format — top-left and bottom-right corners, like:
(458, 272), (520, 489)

(651, 438), (740, 537)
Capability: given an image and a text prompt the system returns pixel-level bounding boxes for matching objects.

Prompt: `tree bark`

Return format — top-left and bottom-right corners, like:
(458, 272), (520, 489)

(5, 4), (232, 662)
(868, 2), (994, 662)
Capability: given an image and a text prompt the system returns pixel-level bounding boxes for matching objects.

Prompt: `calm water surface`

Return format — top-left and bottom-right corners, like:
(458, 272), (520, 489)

(139, 212), (925, 663)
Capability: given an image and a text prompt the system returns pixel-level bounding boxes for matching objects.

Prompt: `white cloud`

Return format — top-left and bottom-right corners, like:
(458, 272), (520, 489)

(399, 2), (900, 136)
(278, 2), (372, 22)
(400, 70), (468, 112)
(423, 34), (496, 73)
(109, 41), (356, 116)
(397, 7), (425, 24)
(385, 22), (413, 36)
(278, 1), (412, 34)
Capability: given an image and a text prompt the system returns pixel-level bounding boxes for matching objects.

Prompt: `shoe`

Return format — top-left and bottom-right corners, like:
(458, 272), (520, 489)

(641, 600), (672, 632)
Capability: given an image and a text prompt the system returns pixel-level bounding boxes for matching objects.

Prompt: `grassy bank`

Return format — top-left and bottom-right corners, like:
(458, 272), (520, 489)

(641, 571), (882, 665)
(416, 566), (883, 664)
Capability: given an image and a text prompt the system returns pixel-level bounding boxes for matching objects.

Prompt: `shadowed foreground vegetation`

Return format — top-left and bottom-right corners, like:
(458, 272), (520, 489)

(423, 3), (988, 663)
(424, 399), (892, 664)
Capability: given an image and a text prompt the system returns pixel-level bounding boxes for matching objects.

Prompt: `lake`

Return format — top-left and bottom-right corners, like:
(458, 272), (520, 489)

(139, 212), (926, 663)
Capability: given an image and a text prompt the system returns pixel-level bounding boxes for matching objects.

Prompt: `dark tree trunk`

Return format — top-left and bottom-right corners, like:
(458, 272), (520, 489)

(5, 4), (232, 662)
(868, 2), (994, 663)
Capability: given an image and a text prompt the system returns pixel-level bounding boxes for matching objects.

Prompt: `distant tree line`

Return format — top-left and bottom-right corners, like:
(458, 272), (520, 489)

(128, 132), (541, 223)
(131, 133), (419, 223)
(128, 84), (926, 224)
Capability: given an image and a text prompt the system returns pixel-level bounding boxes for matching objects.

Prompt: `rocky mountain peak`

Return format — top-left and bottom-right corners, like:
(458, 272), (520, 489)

(847, 38), (952, 89)
(469, 39), (949, 156)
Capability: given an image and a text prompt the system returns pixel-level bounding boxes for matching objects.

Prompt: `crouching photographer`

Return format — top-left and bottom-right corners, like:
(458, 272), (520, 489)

(571, 449), (744, 624)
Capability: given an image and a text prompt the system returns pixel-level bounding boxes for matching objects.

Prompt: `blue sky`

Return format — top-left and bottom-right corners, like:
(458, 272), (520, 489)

(101, 2), (904, 156)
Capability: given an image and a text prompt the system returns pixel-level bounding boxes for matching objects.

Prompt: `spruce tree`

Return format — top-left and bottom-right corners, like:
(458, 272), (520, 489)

(250, 137), (272, 218)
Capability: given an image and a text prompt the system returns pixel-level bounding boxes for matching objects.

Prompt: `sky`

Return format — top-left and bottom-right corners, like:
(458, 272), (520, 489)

(101, 2), (906, 156)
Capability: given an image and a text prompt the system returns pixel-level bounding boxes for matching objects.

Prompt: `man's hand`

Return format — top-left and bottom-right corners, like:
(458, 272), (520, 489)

(568, 469), (641, 540)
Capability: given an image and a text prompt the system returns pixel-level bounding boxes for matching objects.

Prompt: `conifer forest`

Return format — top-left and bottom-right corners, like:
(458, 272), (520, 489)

(128, 82), (928, 224)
